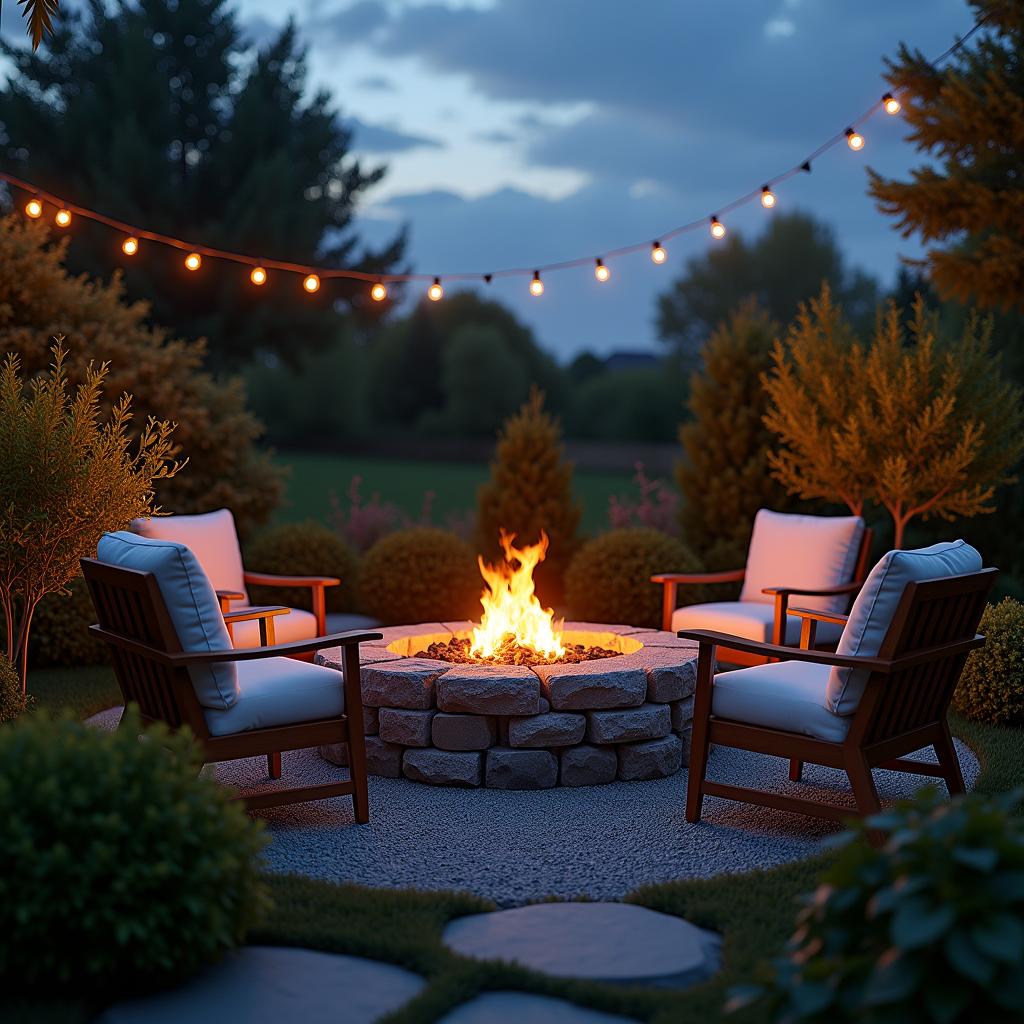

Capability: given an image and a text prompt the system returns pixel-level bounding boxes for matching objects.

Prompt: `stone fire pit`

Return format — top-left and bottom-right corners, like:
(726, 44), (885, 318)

(316, 622), (698, 789)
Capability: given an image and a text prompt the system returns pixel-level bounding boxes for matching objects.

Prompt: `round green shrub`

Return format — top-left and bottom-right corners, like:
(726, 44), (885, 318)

(0, 656), (27, 723)
(734, 788), (1024, 1022)
(359, 528), (482, 625)
(245, 521), (360, 613)
(953, 597), (1024, 726)
(29, 576), (109, 669)
(564, 528), (703, 628)
(0, 709), (269, 995)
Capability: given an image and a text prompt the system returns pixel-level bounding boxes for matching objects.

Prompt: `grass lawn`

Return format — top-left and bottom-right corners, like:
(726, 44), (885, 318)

(14, 667), (1024, 1023)
(270, 451), (635, 536)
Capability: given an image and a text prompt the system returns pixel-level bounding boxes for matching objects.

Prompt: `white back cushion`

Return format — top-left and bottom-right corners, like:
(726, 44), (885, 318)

(826, 540), (982, 715)
(740, 510), (865, 613)
(131, 509), (247, 599)
(97, 531), (238, 710)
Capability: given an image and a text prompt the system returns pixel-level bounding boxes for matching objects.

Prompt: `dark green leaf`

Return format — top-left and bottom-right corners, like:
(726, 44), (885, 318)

(892, 898), (956, 949)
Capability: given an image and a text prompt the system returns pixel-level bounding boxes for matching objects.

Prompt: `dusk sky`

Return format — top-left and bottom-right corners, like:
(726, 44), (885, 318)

(2, 0), (972, 360)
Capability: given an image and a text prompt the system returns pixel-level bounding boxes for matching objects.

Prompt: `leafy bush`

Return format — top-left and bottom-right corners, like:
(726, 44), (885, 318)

(245, 521), (360, 613)
(330, 475), (438, 553)
(607, 463), (680, 535)
(733, 788), (1024, 1023)
(953, 597), (1024, 726)
(0, 656), (27, 723)
(29, 577), (109, 669)
(359, 528), (481, 625)
(0, 709), (268, 995)
(565, 528), (703, 628)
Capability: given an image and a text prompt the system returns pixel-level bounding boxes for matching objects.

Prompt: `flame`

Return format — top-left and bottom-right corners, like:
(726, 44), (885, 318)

(471, 530), (565, 661)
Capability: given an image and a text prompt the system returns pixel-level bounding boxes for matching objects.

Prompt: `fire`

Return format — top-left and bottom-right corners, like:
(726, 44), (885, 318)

(471, 530), (565, 661)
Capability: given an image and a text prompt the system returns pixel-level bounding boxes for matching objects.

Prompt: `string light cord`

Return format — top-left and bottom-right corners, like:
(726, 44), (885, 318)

(0, 13), (989, 292)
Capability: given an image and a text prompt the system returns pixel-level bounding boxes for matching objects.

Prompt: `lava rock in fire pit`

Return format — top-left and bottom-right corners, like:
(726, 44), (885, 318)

(436, 664), (542, 716)
(415, 636), (619, 668)
(485, 748), (558, 789)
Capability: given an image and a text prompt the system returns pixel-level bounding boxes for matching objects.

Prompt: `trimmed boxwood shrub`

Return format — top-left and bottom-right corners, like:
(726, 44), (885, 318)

(246, 521), (360, 613)
(359, 528), (481, 625)
(565, 528), (703, 629)
(0, 709), (269, 996)
(0, 656), (27, 723)
(953, 597), (1024, 726)
(732, 788), (1024, 1022)
(29, 576), (109, 669)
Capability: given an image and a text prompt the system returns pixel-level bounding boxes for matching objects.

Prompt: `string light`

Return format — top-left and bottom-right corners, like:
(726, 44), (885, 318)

(371, 281), (387, 302)
(303, 273), (320, 293)
(760, 186), (777, 209)
(184, 252), (202, 271)
(846, 127), (865, 150)
(530, 271), (544, 296)
(24, 198), (42, 219)
(882, 92), (901, 115)
(428, 277), (443, 301)
(54, 208), (72, 227)
(594, 258), (610, 283)
(122, 236), (139, 256)
(651, 241), (667, 264)
(250, 266), (267, 286)
(710, 216), (726, 240)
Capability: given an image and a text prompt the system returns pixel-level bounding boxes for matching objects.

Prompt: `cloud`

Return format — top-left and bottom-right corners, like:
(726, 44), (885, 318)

(472, 129), (516, 144)
(347, 116), (445, 153)
(356, 74), (397, 92)
(317, 0), (390, 43)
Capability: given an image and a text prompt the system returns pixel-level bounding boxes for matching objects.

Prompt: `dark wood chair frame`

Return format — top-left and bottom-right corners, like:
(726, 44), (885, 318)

(81, 557), (381, 817)
(216, 570), (340, 642)
(678, 568), (996, 844)
(652, 527), (874, 666)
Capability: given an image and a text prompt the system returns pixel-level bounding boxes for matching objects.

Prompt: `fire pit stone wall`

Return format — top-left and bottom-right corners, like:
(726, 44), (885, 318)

(316, 622), (699, 789)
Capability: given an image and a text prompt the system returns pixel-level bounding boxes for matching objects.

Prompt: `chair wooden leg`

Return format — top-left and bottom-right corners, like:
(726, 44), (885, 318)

(846, 751), (883, 846)
(267, 752), (282, 779)
(934, 721), (966, 796)
(685, 645), (715, 824)
(789, 759), (803, 782)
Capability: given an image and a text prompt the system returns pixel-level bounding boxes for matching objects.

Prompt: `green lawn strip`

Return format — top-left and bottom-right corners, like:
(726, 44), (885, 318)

(25, 665), (120, 721)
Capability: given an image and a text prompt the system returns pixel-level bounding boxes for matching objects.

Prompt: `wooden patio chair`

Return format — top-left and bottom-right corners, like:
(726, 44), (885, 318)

(678, 540), (994, 843)
(653, 509), (873, 666)
(82, 531), (380, 816)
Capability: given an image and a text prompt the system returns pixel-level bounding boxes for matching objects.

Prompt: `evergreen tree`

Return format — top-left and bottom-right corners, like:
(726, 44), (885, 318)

(677, 301), (793, 568)
(0, 0), (403, 368)
(476, 389), (580, 604)
(869, 2), (1024, 311)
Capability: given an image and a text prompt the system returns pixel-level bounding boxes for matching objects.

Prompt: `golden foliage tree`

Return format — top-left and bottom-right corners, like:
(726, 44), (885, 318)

(0, 216), (282, 536)
(869, 2), (1024, 309)
(677, 301), (794, 568)
(476, 388), (581, 603)
(0, 343), (181, 690)
(763, 286), (1024, 548)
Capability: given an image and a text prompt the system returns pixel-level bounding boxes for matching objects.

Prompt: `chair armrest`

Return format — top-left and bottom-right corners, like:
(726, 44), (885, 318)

(651, 569), (745, 585)
(243, 571), (341, 588)
(216, 589), (246, 614)
(222, 605), (291, 624)
(760, 581), (862, 599)
(788, 607), (850, 627)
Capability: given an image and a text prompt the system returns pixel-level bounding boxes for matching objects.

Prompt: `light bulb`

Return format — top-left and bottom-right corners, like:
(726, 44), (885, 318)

(651, 241), (667, 264)
(710, 217), (726, 240)
(250, 266), (267, 286)
(761, 186), (776, 209)
(303, 273), (320, 293)
(54, 208), (72, 227)
(529, 271), (544, 296)
(428, 278), (443, 301)
(594, 259), (610, 283)
(122, 236), (139, 256)
(184, 252), (202, 271)
(371, 281), (387, 302)
(25, 198), (42, 219)
(882, 92), (901, 115)
(846, 128), (865, 151)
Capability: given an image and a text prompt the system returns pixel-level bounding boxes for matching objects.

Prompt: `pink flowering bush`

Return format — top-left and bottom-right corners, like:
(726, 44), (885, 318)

(607, 463), (679, 535)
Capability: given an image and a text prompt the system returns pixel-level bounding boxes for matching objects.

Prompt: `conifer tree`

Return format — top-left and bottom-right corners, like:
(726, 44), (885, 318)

(869, 2), (1024, 310)
(764, 286), (1024, 548)
(476, 389), (581, 603)
(677, 301), (793, 568)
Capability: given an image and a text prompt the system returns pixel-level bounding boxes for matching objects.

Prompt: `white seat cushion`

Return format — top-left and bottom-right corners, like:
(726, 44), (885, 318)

(97, 532), (238, 710)
(131, 509), (248, 601)
(740, 509), (864, 613)
(672, 601), (843, 648)
(827, 540), (983, 715)
(712, 661), (850, 742)
(229, 607), (319, 649)
(203, 657), (345, 737)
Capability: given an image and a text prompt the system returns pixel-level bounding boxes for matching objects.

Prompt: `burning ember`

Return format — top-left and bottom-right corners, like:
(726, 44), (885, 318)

(414, 530), (619, 666)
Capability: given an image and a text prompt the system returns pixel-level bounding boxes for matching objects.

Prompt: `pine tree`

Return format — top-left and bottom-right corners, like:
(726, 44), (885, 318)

(763, 286), (1024, 548)
(869, 2), (1024, 310)
(476, 389), (581, 604)
(677, 301), (794, 568)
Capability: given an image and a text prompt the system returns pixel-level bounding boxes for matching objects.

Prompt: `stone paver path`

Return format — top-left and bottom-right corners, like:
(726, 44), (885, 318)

(440, 992), (640, 1023)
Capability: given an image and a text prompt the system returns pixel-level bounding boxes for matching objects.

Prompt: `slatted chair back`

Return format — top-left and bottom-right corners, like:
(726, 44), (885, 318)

(81, 557), (209, 735)
(852, 568), (996, 746)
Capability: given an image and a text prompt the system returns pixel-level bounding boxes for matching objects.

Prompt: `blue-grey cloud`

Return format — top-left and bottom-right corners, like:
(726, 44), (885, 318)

(346, 116), (444, 153)
(356, 74), (397, 92)
(315, 0), (390, 43)
(472, 129), (516, 145)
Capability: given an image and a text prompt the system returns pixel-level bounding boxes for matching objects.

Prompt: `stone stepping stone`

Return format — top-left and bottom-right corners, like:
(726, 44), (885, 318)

(440, 991), (639, 1023)
(443, 902), (719, 988)
(99, 946), (425, 1024)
